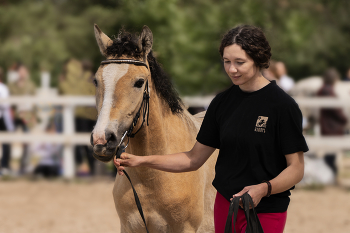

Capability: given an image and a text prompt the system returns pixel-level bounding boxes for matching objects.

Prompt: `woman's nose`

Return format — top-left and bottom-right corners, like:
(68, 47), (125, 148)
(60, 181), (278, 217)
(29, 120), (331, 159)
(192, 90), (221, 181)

(229, 65), (237, 73)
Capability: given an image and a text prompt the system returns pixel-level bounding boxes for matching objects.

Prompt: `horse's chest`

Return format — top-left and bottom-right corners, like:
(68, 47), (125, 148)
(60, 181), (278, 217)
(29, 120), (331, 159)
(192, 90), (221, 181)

(112, 174), (200, 227)
(123, 211), (168, 232)
(113, 176), (182, 210)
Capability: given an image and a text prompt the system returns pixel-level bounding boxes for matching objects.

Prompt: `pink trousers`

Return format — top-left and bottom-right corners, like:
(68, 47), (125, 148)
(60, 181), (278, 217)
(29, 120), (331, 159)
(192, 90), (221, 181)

(214, 192), (287, 233)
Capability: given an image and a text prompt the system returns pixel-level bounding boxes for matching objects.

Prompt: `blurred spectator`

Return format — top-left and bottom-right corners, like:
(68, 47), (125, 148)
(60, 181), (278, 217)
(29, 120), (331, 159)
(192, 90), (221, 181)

(52, 106), (63, 133)
(317, 68), (348, 135)
(262, 60), (278, 81)
(7, 62), (20, 84)
(8, 64), (37, 174)
(317, 68), (348, 175)
(8, 64), (38, 130)
(344, 68), (350, 81)
(59, 59), (97, 176)
(32, 121), (62, 178)
(275, 61), (295, 93)
(8, 64), (36, 95)
(0, 67), (15, 176)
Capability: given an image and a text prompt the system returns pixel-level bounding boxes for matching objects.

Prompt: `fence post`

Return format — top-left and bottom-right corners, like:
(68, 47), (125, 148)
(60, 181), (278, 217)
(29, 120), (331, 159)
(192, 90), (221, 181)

(63, 104), (75, 178)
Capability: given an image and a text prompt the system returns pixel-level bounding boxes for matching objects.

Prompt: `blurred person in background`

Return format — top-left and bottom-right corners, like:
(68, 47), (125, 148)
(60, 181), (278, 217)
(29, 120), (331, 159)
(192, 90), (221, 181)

(32, 120), (62, 179)
(317, 68), (348, 176)
(7, 62), (20, 84)
(262, 60), (278, 81)
(344, 67), (350, 81)
(8, 64), (37, 175)
(8, 64), (36, 96)
(0, 67), (15, 176)
(59, 59), (97, 176)
(275, 61), (295, 94)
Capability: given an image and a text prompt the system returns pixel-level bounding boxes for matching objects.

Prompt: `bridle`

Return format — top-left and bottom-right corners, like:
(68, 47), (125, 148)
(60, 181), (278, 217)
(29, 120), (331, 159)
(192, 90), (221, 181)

(100, 58), (150, 233)
(101, 58), (151, 144)
(126, 80), (150, 138)
(101, 59), (149, 69)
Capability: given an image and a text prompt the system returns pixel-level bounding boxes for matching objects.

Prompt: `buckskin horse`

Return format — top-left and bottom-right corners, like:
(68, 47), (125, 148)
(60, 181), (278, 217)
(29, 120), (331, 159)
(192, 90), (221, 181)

(91, 24), (218, 233)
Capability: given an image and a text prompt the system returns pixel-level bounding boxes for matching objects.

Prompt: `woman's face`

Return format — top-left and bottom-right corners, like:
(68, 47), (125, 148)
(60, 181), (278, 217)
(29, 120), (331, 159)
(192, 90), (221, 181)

(223, 44), (260, 88)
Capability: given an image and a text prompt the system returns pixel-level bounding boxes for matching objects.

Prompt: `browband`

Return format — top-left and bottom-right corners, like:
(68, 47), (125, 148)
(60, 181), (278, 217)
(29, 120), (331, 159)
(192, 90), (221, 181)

(100, 59), (148, 69)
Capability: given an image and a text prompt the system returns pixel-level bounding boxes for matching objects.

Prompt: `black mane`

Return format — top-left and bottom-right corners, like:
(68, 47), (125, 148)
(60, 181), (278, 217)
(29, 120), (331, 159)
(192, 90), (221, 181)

(105, 30), (183, 114)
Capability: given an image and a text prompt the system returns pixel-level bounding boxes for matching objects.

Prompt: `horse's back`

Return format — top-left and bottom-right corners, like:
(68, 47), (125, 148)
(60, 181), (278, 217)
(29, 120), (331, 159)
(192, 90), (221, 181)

(193, 110), (206, 122)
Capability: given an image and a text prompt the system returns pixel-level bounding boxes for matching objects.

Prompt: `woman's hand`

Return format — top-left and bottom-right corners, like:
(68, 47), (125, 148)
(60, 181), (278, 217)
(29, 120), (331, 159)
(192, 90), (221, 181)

(230, 183), (268, 209)
(113, 153), (143, 175)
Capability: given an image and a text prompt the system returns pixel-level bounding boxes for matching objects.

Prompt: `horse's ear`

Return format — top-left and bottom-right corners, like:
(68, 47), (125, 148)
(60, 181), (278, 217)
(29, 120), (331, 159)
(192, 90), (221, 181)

(94, 24), (113, 57)
(138, 25), (153, 56)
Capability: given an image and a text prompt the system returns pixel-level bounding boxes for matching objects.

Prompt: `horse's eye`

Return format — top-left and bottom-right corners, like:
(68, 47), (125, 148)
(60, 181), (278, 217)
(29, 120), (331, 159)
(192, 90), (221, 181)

(134, 79), (145, 88)
(93, 78), (98, 87)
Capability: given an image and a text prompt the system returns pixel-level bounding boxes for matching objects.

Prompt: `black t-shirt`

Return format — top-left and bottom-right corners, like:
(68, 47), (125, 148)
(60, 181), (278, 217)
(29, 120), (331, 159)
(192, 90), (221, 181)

(197, 81), (309, 213)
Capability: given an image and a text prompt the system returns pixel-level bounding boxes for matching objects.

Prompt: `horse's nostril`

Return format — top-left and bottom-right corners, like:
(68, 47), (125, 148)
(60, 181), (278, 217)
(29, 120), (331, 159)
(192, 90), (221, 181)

(109, 133), (117, 142)
(105, 130), (117, 143)
(105, 131), (118, 150)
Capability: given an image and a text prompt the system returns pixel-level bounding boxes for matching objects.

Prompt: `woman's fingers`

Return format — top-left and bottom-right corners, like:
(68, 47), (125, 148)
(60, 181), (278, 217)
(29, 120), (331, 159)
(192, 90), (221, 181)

(120, 152), (129, 160)
(113, 156), (126, 176)
(232, 185), (264, 209)
(113, 153), (140, 173)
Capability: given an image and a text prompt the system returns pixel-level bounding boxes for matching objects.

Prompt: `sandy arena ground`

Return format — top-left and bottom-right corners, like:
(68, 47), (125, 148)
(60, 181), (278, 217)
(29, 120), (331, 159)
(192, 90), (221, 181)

(1, 179), (349, 233)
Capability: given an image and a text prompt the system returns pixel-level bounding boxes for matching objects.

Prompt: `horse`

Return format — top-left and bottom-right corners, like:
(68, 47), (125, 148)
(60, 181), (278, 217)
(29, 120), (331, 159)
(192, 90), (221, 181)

(91, 24), (218, 233)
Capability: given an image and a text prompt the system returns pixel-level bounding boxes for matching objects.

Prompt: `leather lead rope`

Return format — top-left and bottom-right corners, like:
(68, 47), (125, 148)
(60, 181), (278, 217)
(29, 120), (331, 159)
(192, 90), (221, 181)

(115, 145), (150, 233)
(225, 193), (264, 233)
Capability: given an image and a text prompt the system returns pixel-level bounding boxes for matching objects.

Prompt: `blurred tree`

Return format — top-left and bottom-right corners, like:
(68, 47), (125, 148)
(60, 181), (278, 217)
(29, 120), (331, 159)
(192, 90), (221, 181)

(0, 0), (349, 94)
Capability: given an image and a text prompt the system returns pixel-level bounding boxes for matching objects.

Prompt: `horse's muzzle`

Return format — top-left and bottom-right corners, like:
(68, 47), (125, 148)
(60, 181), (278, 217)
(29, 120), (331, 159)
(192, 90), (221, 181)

(91, 131), (118, 162)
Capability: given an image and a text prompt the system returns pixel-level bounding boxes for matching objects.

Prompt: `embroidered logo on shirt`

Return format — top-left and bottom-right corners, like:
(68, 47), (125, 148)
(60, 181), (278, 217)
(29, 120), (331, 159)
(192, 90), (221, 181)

(255, 116), (268, 133)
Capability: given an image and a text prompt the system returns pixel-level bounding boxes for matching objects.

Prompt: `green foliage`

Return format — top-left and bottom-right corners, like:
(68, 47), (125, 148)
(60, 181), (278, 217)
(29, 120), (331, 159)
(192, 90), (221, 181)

(0, 0), (349, 94)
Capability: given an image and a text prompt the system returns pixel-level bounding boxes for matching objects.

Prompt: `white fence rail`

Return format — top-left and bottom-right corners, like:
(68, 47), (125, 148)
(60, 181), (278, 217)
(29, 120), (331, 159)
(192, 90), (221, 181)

(1, 96), (350, 179)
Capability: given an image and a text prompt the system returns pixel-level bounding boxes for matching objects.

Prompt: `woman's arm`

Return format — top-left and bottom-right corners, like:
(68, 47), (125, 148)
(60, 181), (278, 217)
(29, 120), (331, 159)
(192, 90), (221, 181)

(233, 151), (304, 207)
(114, 141), (216, 175)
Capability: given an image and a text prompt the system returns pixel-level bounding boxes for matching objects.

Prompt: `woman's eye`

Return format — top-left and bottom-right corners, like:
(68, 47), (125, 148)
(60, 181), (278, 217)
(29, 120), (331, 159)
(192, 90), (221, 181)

(93, 78), (98, 87)
(237, 62), (244, 65)
(224, 61), (230, 64)
(134, 79), (145, 88)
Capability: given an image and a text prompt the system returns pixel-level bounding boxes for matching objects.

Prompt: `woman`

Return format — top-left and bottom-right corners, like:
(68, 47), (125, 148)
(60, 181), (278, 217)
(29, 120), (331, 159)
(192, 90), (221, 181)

(114, 25), (308, 233)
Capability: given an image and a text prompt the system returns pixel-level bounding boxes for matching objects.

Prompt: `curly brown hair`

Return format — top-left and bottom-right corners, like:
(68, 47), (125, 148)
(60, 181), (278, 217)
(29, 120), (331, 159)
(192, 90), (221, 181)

(219, 25), (271, 69)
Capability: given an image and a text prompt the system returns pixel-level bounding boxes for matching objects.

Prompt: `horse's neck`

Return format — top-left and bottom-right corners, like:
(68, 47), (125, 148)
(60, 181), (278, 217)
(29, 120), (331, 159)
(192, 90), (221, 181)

(127, 85), (198, 156)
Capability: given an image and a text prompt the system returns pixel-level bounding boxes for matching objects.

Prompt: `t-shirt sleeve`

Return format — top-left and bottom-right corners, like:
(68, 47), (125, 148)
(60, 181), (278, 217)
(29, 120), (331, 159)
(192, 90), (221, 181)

(196, 94), (221, 149)
(278, 101), (309, 155)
